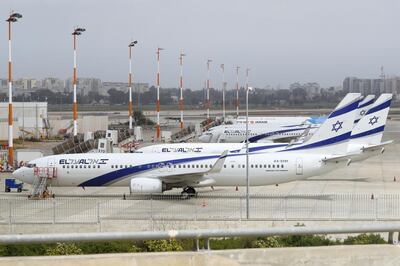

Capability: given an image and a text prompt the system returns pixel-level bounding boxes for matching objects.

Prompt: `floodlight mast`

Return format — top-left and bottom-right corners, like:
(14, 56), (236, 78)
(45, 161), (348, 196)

(128, 41), (138, 130)
(179, 50), (186, 129)
(6, 11), (23, 167)
(156, 47), (164, 140)
(206, 59), (212, 119)
(235, 66), (240, 116)
(72, 26), (85, 136)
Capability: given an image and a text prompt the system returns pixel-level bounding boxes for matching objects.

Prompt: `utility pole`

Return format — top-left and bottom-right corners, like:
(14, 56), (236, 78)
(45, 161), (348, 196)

(179, 50), (186, 129)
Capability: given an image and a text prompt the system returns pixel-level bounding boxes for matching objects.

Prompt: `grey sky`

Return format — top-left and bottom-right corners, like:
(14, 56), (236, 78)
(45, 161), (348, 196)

(1, 0), (399, 89)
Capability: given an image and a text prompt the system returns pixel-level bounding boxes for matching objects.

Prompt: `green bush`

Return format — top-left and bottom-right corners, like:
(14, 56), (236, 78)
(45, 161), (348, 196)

(143, 240), (183, 252)
(45, 243), (83, 256)
(77, 241), (141, 254)
(343, 234), (386, 245)
(210, 237), (254, 250)
(278, 235), (336, 247)
(251, 237), (282, 248)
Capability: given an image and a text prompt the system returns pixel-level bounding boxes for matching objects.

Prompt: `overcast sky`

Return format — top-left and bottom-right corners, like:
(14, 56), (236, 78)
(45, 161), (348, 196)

(1, 0), (399, 89)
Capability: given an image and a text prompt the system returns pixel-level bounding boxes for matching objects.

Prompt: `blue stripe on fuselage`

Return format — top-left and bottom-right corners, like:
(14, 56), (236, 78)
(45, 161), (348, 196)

(279, 131), (351, 152)
(79, 155), (219, 187)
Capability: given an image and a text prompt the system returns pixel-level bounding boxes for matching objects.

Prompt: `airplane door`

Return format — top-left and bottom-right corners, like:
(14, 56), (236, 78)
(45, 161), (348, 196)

(296, 158), (303, 175)
(47, 158), (55, 168)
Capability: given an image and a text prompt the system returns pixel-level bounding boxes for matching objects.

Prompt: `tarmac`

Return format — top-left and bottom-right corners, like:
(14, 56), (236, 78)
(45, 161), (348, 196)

(0, 118), (399, 233)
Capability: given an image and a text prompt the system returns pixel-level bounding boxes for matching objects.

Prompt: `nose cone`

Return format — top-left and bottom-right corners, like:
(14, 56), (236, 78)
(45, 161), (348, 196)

(199, 134), (211, 143)
(12, 167), (35, 184)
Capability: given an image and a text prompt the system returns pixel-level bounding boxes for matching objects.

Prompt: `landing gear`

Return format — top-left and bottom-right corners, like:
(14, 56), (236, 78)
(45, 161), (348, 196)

(181, 186), (197, 199)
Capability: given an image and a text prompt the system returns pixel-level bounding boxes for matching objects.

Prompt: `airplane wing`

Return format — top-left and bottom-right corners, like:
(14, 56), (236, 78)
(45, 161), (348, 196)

(136, 150), (229, 186)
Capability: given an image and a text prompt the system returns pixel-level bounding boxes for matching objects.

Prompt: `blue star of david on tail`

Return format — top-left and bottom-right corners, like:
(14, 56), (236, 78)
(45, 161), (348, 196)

(331, 121), (343, 132)
(369, 116), (379, 126)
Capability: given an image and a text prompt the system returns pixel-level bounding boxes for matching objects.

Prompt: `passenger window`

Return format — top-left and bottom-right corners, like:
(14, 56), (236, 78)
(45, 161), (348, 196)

(223, 165), (226, 168)
(62, 165), (65, 168)
(251, 165), (254, 168)
(125, 165), (128, 168)
(264, 165), (267, 168)
(277, 165), (280, 168)
(67, 165), (70, 169)
(209, 164), (212, 168)
(238, 165), (241, 168)
(84, 165), (87, 169)
(255, 165), (258, 168)
(98, 165), (100, 168)
(281, 164), (284, 168)
(88, 165), (91, 169)
(242, 165), (245, 168)
(196, 165), (199, 168)
(79, 165), (82, 169)
(183, 165), (186, 168)
(268, 164), (271, 168)
(120, 165), (123, 168)
(272, 165), (275, 168)
(231, 165), (234, 168)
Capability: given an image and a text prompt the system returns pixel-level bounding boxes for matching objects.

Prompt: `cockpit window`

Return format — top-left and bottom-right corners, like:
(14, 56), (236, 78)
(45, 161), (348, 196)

(26, 164), (36, 168)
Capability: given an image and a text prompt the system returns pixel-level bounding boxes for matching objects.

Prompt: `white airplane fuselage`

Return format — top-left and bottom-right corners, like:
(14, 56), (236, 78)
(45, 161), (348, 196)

(13, 152), (339, 189)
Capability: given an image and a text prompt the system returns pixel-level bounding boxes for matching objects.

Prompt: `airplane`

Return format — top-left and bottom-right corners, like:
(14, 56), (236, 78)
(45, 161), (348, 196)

(13, 93), (364, 197)
(137, 94), (391, 162)
(198, 95), (375, 143)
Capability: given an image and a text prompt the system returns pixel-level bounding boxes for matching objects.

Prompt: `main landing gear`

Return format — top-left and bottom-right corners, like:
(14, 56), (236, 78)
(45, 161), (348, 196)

(181, 186), (197, 199)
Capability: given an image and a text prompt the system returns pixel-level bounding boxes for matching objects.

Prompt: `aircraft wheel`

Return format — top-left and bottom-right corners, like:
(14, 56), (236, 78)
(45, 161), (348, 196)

(181, 187), (197, 199)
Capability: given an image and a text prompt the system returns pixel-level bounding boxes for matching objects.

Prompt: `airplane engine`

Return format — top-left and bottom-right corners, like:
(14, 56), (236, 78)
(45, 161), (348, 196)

(130, 178), (165, 193)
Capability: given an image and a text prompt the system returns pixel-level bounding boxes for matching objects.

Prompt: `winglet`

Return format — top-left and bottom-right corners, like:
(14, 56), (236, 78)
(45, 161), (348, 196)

(207, 150), (228, 174)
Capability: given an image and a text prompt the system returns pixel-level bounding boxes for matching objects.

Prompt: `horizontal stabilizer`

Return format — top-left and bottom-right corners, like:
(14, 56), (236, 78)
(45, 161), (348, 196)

(322, 155), (352, 165)
(361, 140), (393, 153)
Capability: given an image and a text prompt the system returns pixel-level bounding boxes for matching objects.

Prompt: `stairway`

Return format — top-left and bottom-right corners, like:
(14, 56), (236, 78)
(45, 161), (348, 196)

(31, 176), (48, 198)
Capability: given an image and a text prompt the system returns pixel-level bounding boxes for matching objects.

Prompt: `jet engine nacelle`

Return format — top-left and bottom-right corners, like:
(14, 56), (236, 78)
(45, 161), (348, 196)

(130, 178), (165, 193)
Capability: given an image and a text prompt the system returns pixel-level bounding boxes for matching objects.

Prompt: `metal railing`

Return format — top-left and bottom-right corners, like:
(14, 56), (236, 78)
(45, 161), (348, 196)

(1, 193), (400, 224)
(1, 224), (400, 250)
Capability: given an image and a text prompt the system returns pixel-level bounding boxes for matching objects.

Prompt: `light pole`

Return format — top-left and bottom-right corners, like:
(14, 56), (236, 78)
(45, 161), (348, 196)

(235, 66), (240, 116)
(72, 27), (85, 136)
(6, 11), (22, 167)
(246, 86), (253, 219)
(220, 64), (226, 120)
(156, 47), (164, 140)
(206, 59), (212, 119)
(179, 50), (186, 129)
(246, 68), (250, 93)
(128, 40), (138, 130)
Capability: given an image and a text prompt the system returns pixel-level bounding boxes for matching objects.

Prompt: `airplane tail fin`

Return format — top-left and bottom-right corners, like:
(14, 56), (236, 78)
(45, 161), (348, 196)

(350, 93), (392, 145)
(354, 94), (375, 124)
(282, 93), (361, 154)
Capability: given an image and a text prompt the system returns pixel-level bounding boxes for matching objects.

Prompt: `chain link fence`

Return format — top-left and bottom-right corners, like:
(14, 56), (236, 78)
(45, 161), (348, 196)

(1, 194), (400, 224)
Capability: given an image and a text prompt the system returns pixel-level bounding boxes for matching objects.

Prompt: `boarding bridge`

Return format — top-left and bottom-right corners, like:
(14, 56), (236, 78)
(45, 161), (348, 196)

(52, 129), (134, 155)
